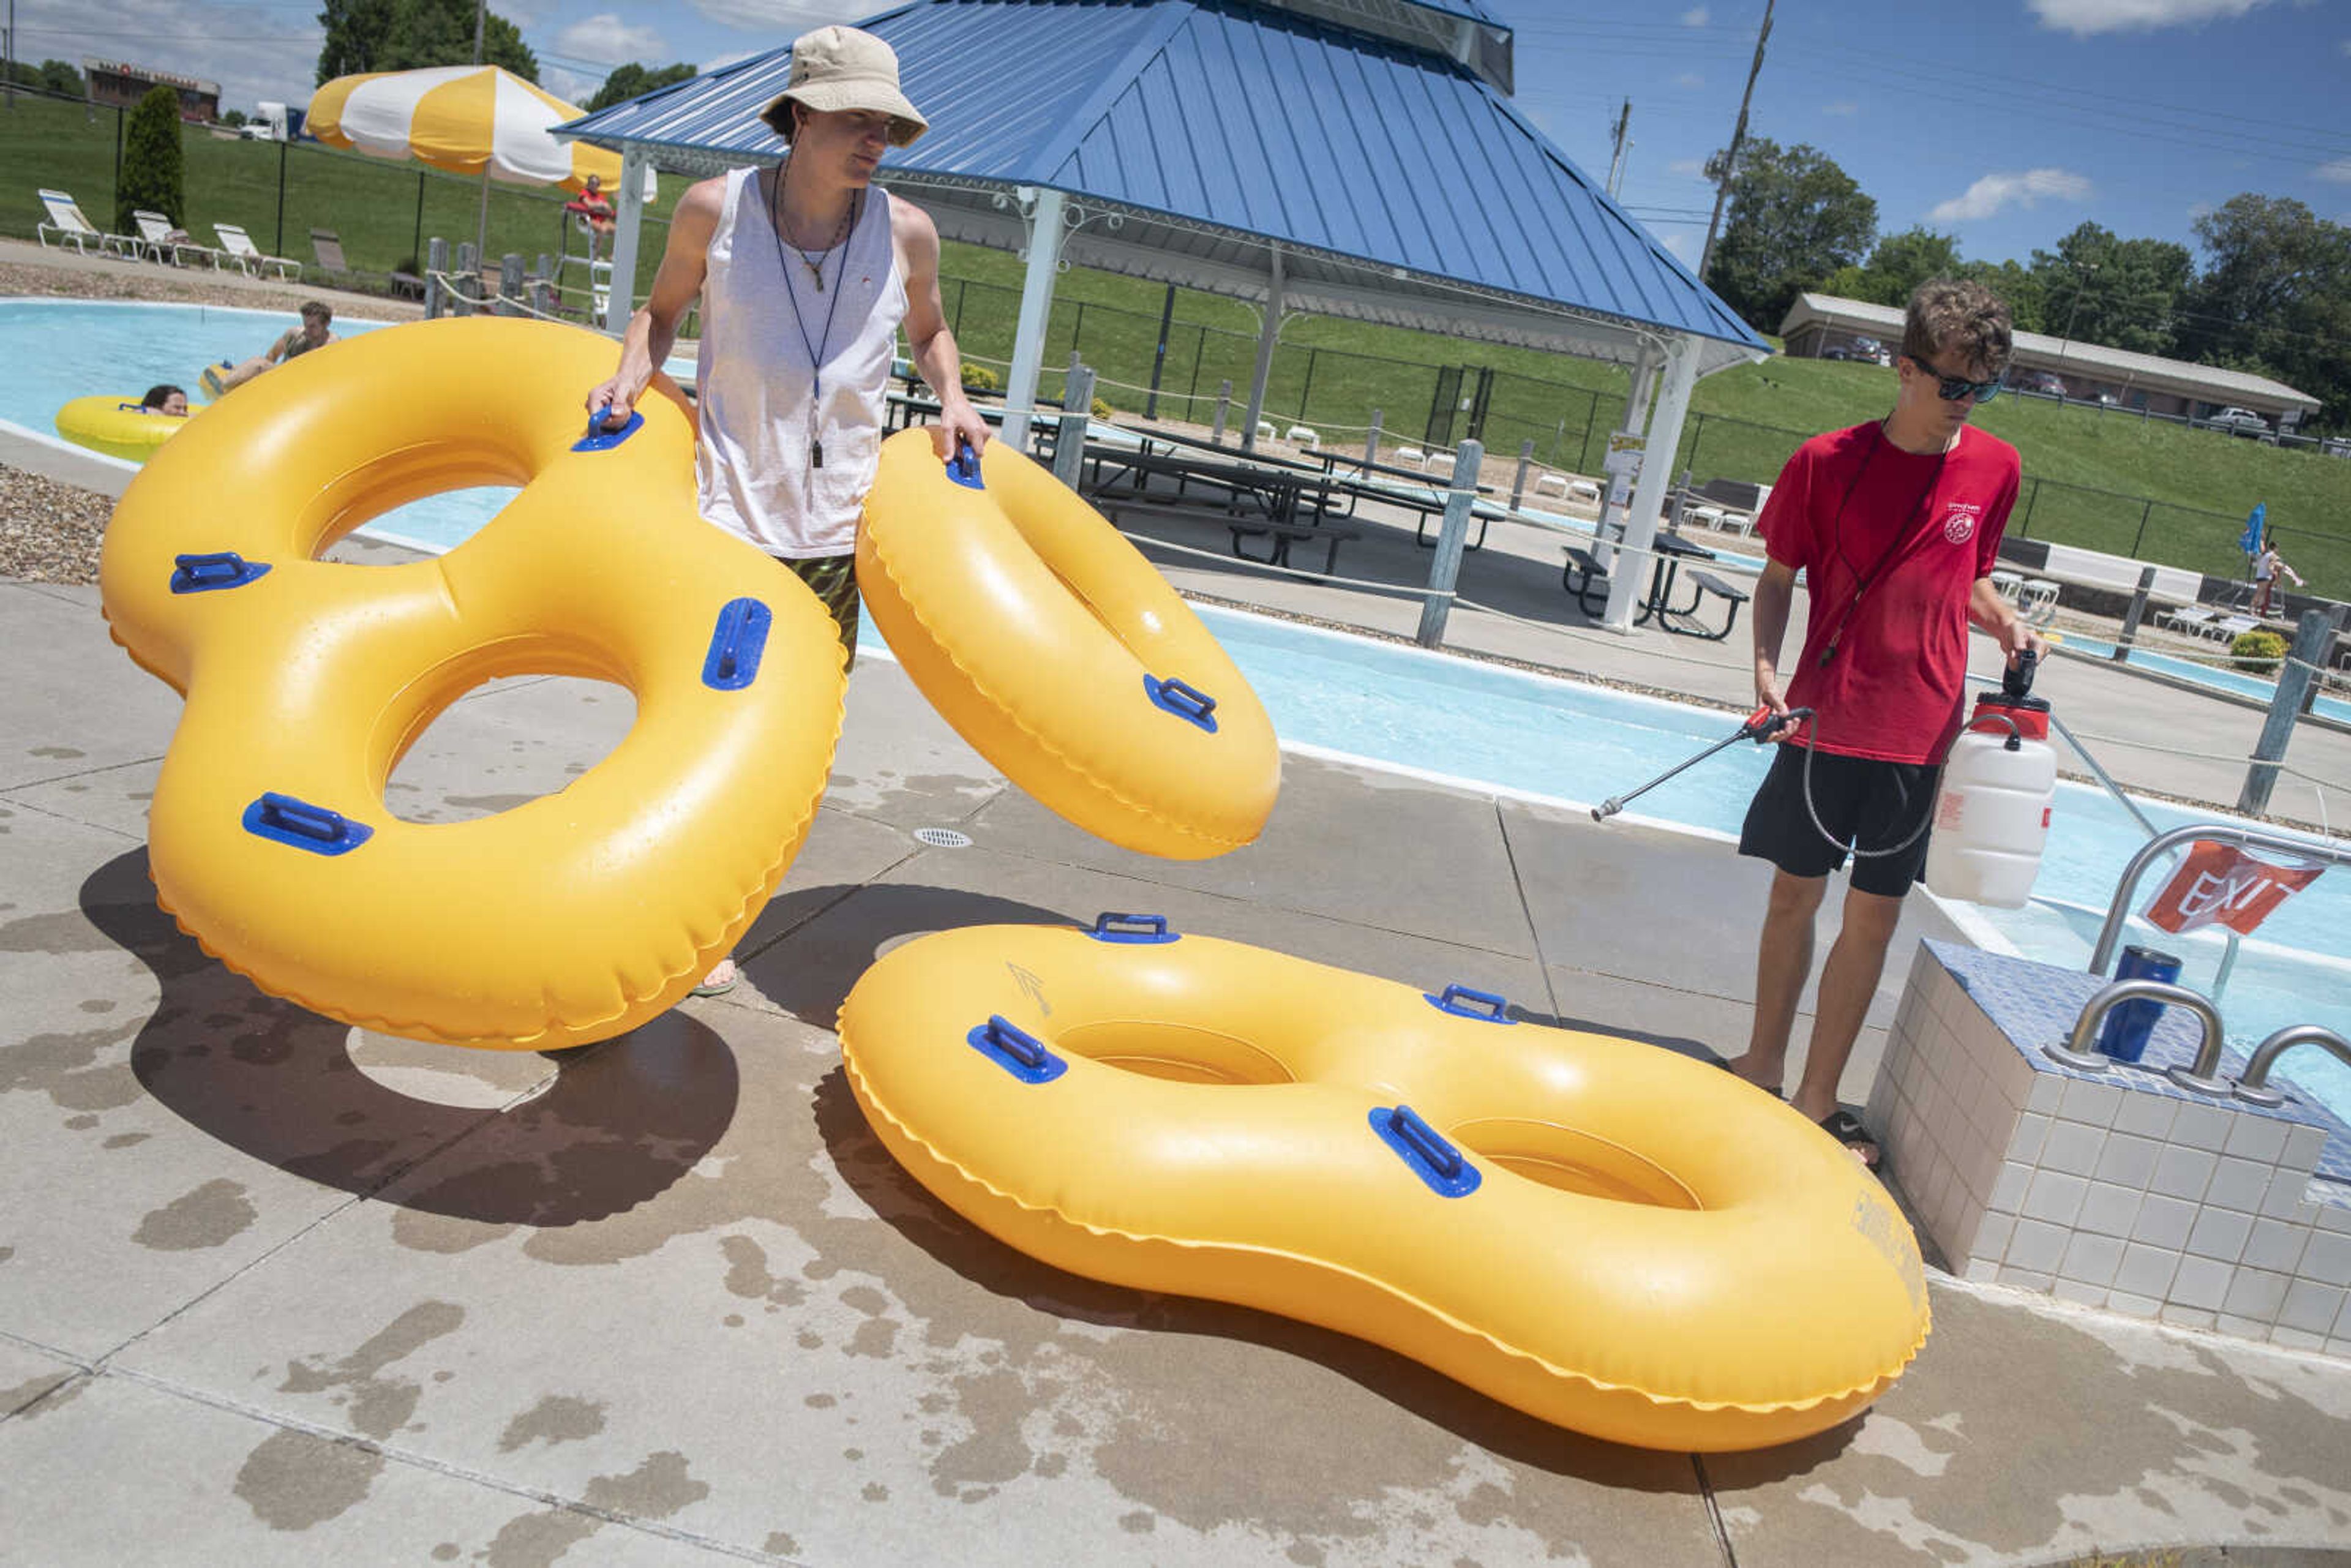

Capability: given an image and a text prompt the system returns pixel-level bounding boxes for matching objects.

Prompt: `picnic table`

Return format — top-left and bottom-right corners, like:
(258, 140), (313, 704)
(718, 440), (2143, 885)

(1561, 531), (1752, 640)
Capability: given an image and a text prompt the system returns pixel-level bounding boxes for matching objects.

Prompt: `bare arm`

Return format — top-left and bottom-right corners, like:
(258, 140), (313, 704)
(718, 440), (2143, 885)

(892, 197), (988, 458)
(1968, 576), (2045, 665)
(586, 176), (722, 426)
(1751, 558), (1799, 715)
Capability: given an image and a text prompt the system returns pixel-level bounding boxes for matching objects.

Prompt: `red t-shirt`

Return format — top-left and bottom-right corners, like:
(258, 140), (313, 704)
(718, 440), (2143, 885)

(1759, 421), (2020, 764)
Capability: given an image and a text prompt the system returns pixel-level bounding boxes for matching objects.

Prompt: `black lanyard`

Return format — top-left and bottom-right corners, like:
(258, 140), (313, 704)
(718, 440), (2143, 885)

(766, 160), (858, 471)
(1817, 421), (1951, 667)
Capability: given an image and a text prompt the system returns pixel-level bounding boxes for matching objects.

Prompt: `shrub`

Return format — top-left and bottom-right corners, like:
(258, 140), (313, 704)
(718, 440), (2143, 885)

(959, 362), (1001, 393)
(2229, 628), (2286, 673)
(1092, 396), (1114, 419)
(115, 84), (186, 235)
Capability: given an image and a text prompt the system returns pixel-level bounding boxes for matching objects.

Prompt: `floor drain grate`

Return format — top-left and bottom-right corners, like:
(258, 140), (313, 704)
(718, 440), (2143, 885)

(912, 827), (973, 849)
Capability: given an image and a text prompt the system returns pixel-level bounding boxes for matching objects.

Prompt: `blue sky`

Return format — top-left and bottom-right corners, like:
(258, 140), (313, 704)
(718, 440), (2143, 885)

(11, 0), (2346, 274)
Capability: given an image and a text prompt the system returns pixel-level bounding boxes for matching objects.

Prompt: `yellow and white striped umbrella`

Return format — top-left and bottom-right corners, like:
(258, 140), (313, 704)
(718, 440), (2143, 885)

(308, 64), (653, 200)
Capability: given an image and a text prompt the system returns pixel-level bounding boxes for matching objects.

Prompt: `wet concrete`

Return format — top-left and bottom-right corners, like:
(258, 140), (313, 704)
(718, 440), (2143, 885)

(3, 566), (2348, 1566)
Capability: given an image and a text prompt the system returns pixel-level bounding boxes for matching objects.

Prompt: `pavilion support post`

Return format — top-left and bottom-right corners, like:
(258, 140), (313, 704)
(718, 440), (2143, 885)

(1594, 345), (1660, 574)
(1363, 409), (1381, 466)
(1002, 186), (1067, 454)
(1602, 337), (1698, 632)
(601, 146), (651, 333)
(1241, 245), (1284, 454)
(1416, 440), (1484, 647)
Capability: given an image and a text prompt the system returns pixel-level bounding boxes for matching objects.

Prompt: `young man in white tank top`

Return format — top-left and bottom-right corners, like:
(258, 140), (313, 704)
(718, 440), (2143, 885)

(587, 25), (989, 997)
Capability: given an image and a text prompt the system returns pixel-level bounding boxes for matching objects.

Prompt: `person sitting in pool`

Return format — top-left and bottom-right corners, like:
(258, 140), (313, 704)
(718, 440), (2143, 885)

(201, 301), (336, 398)
(139, 384), (190, 418)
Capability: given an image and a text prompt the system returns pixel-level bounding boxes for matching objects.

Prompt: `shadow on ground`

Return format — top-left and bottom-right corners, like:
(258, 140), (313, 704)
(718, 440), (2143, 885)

(81, 848), (736, 1226)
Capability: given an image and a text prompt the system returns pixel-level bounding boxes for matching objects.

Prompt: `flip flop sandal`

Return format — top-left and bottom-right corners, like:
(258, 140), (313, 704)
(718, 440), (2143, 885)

(688, 976), (737, 998)
(1818, 1108), (1882, 1171)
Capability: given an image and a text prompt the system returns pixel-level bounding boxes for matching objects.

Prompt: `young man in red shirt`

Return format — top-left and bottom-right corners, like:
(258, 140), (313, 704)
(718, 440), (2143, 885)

(1724, 279), (2045, 1168)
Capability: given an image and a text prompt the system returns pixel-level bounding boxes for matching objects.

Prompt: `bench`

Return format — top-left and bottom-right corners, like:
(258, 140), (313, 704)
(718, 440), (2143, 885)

(1658, 568), (1751, 641)
(1561, 545), (1610, 617)
(1103, 499), (1359, 576)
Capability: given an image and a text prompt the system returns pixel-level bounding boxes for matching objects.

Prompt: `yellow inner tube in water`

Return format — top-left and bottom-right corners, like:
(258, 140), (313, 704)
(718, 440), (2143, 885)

(840, 918), (1931, 1452)
(56, 394), (188, 463)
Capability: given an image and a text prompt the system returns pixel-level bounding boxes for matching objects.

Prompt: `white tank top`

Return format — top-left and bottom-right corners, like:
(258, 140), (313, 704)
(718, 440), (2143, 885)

(695, 165), (906, 557)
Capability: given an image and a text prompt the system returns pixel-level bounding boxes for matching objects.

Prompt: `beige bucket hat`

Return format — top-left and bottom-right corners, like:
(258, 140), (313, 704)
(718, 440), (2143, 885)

(760, 25), (929, 147)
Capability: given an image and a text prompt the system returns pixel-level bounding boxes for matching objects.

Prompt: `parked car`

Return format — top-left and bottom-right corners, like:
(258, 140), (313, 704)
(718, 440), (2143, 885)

(2014, 370), (2067, 399)
(2205, 406), (2271, 437)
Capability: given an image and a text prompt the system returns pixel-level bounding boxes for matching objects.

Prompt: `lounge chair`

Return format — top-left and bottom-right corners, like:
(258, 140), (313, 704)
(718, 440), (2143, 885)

(130, 210), (223, 268)
(35, 188), (135, 258)
(214, 223), (301, 280)
(2161, 605), (2220, 636)
(2208, 613), (2260, 643)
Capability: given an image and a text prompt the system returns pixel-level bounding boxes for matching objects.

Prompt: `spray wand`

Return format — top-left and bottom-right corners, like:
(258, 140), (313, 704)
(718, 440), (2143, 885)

(1591, 705), (1814, 823)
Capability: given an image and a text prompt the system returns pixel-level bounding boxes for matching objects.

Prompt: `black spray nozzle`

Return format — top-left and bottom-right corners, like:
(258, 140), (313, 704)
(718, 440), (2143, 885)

(2000, 648), (2039, 702)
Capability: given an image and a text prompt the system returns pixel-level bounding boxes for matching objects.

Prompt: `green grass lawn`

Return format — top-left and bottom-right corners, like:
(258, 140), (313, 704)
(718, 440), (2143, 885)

(5, 88), (2341, 594)
(0, 92), (680, 309)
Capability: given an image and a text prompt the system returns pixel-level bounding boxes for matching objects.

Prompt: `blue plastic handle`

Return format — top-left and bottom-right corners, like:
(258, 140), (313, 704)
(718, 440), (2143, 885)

(170, 552), (271, 594)
(966, 1015), (1067, 1084)
(1423, 984), (1515, 1023)
(1370, 1105), (1481, 1198)
(702, 597), (772, 691)
(242, 792), (373, 856)
(944, 441), (984, 490)
(1144, 674), (1219, 733)
(1087, 912), (1179, 944)
(574, 406), (644, 451)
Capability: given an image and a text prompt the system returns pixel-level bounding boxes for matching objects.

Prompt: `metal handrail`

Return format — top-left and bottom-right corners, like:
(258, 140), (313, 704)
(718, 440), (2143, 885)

(2087, 822), (2351, 976)
(2234, 1026), (2351, 1108)
(2045, 979), (2226, 1088)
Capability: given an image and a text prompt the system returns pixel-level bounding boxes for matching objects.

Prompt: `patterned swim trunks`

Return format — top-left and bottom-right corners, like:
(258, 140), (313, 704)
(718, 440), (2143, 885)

(784, 553), (860, 672)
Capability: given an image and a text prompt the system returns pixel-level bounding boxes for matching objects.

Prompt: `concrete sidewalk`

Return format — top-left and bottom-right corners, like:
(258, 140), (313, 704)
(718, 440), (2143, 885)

(4, 561), (2348, 1567)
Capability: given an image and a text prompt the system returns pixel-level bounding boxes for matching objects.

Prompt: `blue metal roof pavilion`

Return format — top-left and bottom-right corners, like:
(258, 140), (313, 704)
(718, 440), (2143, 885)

(560, 0), (1766, 632)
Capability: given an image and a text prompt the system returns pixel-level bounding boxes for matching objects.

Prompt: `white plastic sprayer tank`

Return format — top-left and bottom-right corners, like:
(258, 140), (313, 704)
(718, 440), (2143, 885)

(1925, 656), (2056, 909)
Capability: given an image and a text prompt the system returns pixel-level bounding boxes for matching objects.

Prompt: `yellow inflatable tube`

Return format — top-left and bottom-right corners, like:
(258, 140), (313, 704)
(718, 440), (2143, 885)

(56, 394), (188, 463)
(839, 919), (1930, 1451)
(857, 430), (1279, 859)
(99, 317), (848, 1049)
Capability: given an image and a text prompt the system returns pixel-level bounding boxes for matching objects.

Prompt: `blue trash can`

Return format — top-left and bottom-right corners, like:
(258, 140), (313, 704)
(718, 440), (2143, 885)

(2096, 945), (2183, 1063)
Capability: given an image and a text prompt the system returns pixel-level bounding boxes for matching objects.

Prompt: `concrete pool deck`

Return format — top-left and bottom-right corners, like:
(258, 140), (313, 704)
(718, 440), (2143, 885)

(4, 540), (2349, 1565)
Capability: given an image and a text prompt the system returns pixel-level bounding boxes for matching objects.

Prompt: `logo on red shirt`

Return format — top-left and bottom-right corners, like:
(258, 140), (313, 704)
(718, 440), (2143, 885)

(1940, 503), (1981, 544)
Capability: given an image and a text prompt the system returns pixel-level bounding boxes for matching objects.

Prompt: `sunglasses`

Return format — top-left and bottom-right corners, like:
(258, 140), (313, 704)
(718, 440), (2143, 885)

(1906, 355), (2004, 404)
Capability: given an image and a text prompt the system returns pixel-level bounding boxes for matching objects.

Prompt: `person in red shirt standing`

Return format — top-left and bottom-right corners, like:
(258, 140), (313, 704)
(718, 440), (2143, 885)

(1723, 279), (2045, 1169)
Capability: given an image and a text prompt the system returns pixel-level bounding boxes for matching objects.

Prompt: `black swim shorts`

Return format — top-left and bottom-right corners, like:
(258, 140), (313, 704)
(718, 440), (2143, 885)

(1738, 744), (1941, 897)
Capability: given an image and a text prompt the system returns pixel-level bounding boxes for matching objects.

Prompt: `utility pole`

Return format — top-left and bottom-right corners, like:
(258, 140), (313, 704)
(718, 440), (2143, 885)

(1697, 0), (1773, 285)
(1605, 99), (1632, 198)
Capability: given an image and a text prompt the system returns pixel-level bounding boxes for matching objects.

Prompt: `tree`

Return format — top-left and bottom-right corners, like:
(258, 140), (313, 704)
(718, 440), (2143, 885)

(1702, 139), (1877, 332)
(584, 62), (697, 114)
(115, 84), (186, 235)
(317, 0), (399, 83)
(2030, 222), (2190, 356)
(223, 108), (249, 127)
(317, 0), (537, 85)
(40, 59), (84, 97)
(1957, 258), (2044, 334)
(1819, 227), (1963, 307)
(2177, 194), (2351, 432)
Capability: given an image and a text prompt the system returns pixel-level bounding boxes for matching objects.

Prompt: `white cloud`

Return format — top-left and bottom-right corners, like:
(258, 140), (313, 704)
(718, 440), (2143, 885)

(1676, 72), (1704, 88)
(1927, 168), (2093, 222)
(12, 0), (322, 114)
(689, 0), (871, 29)
(2028, 0), (2270, 36)
(2317, 158), (2351, 184)
(555, 14), (668, 66)
(703, 49), (763, 73)
(539, 64), (601, 107)
(1668, 158), (1706, 176)
(2188, 200), (2216, 220)
(1824, 100), (1859, 116)
(1681, 6), (1711, 23)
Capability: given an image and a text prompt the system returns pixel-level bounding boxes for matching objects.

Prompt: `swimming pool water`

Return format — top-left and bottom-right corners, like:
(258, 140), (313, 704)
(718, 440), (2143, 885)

(13, 298), (2345, 1112)
(2059, 634), (2351, 725)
